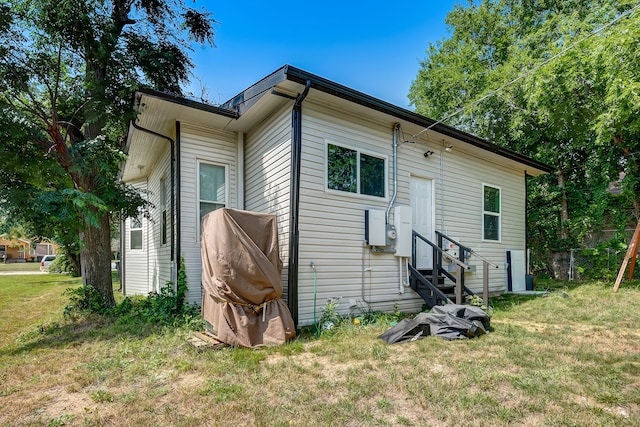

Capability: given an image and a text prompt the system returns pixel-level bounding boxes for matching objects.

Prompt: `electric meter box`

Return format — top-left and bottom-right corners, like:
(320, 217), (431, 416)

(365, 209), (386, 246)
(394, 205), (412, 257)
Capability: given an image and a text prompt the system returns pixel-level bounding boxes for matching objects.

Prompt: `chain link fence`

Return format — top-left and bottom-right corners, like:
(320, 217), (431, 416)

(566, 227), (638, 280)
(549, 229), (640, 280)
(568, 248), (627, 280)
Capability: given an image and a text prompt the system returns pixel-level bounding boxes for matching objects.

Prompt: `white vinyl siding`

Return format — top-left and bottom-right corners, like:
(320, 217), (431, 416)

(427, 146), (524, 295)
(294, 102), (528, 325)
(122, 90), (533, 326)
(295, 105), (425, 325)
(147, 151), (173, 294)
(180, 124), (237, 305)
(123, 180), (149, 295)
(123, 147), (174, 297)
(244, 105), (292, 299)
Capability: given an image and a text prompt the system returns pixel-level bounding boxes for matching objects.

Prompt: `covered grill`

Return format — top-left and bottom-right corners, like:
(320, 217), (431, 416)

(201, 208), (295, 348)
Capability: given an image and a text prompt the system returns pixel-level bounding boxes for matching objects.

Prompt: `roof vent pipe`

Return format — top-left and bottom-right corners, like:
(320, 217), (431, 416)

(385, 123), (401, 224)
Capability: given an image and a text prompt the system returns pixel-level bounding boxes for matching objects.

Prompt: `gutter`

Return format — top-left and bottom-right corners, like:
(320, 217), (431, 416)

(176, 121), (182, 279)
(130, 120), (179, 284)
(287, 80), (311, 328)
(282, 65), (553, 174)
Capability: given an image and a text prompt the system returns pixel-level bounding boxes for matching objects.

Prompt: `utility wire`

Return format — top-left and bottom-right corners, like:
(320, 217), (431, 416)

(412, 3), (640, 139)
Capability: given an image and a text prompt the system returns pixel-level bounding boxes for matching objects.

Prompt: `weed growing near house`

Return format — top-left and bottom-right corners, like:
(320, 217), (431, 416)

(305, 298), (411, 338)
(63, 257), (200, 328)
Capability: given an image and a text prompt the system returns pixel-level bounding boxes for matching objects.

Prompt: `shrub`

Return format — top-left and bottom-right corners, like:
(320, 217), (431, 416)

(63, 285), (109, 320)
(63, 258), (201, 327)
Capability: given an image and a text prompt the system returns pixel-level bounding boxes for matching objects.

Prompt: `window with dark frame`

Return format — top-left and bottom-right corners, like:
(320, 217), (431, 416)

(327, 143), (385, 198)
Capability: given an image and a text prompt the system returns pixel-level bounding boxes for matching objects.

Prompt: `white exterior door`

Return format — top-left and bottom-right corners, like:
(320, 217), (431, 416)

(410, 176), (434, 269)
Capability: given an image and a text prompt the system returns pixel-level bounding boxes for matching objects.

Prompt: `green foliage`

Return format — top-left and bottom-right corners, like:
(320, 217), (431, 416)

(89, 389), (115, 403)
(63, 285), (109, 320)
(317, 298), (341, 336)
(63, 260), (199, 327)
(48, 254), (79, 276)
(64, 283), (201, 326)
(573, 237), (628, 280)
(304, 298), (410, 338)
(410, 0), (640, 276)
(176, 256), (188, 313)
(112, 284), (201, 327)
(467, 294), (494, 314)
(0, 0), (216, 307)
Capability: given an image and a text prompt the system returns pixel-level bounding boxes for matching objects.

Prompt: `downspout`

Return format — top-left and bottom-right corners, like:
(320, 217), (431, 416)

(385, 123), (401, 224)
(130, 120), (178, 286)
(175, 121), (182, 285)
(287, 80), (311, 328)
(525, 171), (529, 274)
(119, 219), (125, 293)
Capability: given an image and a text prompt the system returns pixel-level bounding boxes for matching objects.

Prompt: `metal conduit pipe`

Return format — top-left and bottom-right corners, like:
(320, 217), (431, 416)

(364, 124), (408, 307)
(385, 123), (401, 224)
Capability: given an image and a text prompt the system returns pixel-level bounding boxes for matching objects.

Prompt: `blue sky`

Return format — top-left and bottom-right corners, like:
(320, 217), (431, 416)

(187, 1), (461, 109)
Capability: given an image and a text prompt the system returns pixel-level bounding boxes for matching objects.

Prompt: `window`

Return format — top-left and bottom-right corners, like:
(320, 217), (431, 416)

(327, 143), (385, 197)
(160, 178), (167, 245)
(130, 215), (143, 250)
(483, 184), (501, 241)
(199, 162), (226, 225)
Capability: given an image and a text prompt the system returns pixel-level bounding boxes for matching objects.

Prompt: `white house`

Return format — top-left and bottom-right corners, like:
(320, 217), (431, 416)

(119, 65), (551, 326)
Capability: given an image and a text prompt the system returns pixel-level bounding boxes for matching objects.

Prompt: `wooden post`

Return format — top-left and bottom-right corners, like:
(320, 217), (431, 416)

(613, 220), (640, 292)
(628, 230), (640, 281)
(456, 265), (463, 304)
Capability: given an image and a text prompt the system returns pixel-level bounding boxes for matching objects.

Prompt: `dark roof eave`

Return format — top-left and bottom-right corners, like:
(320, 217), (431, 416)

(281, 65), (554, 174)
(136, 88), (239, 119)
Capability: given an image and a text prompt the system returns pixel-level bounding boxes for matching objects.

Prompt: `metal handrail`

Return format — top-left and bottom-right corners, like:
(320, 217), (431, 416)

(468, 249), (500, 268)
(435, 230), (472, 256)
(412, 229), (491, 307)
(412, 231), (470, 270)
(441, 250), (472, 270)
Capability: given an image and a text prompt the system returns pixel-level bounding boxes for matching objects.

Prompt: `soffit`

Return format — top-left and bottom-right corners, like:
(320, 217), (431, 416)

(121, 91), (293, 182)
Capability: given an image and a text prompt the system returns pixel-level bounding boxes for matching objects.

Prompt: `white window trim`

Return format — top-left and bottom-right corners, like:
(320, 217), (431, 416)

(196, 159), (229, 240)
(129, 216), (143, 251)
(324, 140), (388, 200)
(482, 183), (501, 242)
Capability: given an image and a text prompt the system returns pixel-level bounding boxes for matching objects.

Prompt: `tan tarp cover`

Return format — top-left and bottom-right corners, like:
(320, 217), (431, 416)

(201, 208), (296, 348)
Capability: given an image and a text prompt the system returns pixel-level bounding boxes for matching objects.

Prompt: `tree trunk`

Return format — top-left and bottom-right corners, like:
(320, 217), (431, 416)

(80, 209), (115, 307)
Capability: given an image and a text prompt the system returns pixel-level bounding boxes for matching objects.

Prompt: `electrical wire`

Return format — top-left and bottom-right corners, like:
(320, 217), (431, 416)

(412, 3), (640, 140)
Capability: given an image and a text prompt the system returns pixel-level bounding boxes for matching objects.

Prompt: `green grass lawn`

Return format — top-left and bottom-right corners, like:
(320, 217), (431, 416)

(0, 261), (42, 272)
(1, 275), (639, 426)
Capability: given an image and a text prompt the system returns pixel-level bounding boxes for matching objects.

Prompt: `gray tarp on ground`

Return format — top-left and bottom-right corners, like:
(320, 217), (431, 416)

(201, 208), (296, 348)
(378, 304), (490, 343)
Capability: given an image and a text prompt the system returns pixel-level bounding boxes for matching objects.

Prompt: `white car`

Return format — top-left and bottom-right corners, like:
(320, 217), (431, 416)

(40, 255), (56, 271)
